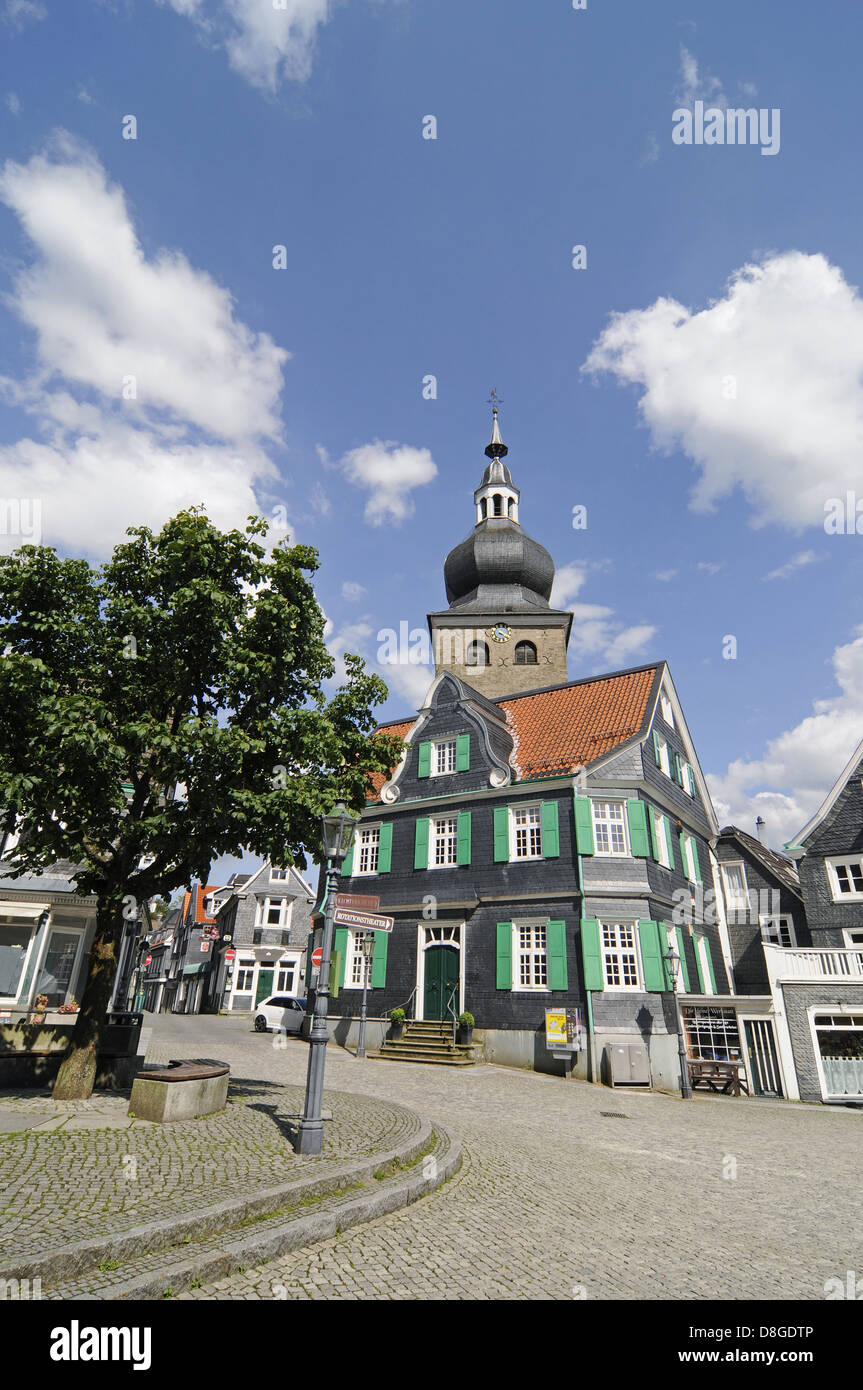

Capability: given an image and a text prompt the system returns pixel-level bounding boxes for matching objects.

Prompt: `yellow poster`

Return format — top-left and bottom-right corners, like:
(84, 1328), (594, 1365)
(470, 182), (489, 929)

(545, 1009), (568, 1048)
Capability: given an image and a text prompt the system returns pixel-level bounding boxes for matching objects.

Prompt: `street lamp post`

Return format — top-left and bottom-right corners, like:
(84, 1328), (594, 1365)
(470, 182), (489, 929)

(663, 944), (693, 1100)
(296, 803), (357, 1156)
(356, 933), (374, 1060)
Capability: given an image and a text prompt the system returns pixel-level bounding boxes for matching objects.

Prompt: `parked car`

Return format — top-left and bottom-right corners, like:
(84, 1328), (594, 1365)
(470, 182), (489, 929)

(253, 995), (307, 1034)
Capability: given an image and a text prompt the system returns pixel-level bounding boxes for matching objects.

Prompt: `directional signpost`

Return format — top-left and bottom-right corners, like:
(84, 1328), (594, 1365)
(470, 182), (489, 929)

(332, 898), (394, 1059)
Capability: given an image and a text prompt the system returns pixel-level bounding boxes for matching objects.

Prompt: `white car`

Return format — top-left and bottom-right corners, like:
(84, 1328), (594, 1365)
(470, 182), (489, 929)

(254, 995), (307, 1034)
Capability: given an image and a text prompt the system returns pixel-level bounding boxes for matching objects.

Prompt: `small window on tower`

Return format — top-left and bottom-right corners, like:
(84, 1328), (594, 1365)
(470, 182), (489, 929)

(480, 497), (487, 518)
(493, 494), (503, 516)
(508, 498), (515, 518)
(466, 641), (489, 667)
(514, 641), (537, 665)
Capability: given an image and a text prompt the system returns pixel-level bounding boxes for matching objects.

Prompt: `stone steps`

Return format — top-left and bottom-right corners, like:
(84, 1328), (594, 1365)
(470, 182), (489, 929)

(374, 1020), (477, 1067)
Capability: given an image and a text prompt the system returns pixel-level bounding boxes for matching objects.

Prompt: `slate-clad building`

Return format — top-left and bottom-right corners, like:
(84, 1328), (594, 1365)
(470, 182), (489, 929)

(317, 413), (731, 1091)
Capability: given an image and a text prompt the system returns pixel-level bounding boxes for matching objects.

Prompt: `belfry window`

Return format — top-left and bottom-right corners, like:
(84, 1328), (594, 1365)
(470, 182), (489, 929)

(466, 641), (489, 667)
(480, 497), (487, 519)
(493, 494), (503, 516)
(514, 640), (537, 665)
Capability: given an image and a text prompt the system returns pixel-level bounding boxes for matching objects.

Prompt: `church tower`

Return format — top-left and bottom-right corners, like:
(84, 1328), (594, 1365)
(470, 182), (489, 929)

(427, 405), (572, 698)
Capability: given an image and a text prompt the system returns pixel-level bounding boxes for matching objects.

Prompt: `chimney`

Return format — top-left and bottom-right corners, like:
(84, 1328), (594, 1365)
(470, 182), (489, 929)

(755, 816), (768, 846)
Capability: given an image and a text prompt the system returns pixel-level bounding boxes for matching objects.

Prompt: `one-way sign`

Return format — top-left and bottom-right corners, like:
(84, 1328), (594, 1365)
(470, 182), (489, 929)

(332, 908), (393, 933)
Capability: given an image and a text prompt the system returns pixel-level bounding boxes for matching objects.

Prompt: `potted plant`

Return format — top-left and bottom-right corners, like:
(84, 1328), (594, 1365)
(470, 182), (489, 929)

(29, 994), (50, 1024)
(457, 1011), (475, 1045)
(57, 998), (80, 1015)
(389, 1007), (406, 1041)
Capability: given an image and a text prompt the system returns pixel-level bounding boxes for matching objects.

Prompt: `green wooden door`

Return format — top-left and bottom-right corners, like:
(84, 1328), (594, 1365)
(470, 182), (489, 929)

(423, 946), (459, 1021)
(255, 968), (274, 1005)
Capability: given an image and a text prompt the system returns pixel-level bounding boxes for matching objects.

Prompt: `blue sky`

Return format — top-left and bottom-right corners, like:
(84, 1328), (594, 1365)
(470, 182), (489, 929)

(1, 0), (862, 864)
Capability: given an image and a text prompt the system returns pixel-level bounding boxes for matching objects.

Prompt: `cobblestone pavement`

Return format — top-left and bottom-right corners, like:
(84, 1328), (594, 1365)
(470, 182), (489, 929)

(148, 1013), (863, 1302)
(0, 1049), (419, 1266)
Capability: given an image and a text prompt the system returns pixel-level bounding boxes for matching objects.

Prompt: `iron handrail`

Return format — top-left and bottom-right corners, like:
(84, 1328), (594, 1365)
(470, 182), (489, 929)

(445, 982), (458, 1049)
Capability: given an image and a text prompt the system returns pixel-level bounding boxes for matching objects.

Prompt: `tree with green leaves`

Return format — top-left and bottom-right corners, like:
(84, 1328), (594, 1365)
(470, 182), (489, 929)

(0, 509), (403, 1098)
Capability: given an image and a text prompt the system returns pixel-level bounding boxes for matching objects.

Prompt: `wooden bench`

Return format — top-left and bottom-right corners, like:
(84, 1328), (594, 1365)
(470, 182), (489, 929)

(688, 1060), (749, 1097)
(128, 1059), (230, 1122)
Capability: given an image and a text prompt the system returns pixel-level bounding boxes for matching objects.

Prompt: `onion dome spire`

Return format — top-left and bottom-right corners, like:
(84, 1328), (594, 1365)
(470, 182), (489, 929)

(485, 389), (509, 460)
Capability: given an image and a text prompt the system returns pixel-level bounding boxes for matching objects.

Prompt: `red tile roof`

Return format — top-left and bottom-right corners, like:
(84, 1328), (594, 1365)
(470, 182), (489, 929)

(367, 665), (661, 798)
(500, 666), (660, 780)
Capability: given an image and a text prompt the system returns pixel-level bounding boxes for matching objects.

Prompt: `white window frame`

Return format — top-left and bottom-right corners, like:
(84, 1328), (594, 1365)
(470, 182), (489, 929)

(721, 861), (749, 912)
(656, 735), (671, 776)
(843, 928), (863, 949)
(269, 867), (289, 881)
(0, 915), (44, 1006)
(33, 924), (86, 1008)
(431, 739), (458, 777)
(599, 920), (642, 990)
(345, 929), (374, 989)
(681, 834), (700, 884)
(826, 856), (863, 903)
(276, 959), (298, 993)
(513, 919), (549, 992)
(235, 962), (256, 992)
(255, 896), (292, 930)
(429, 814), (459, 869)
(683, 761), (696, 796)
(591, 800), (629, 857)
(660, 693), (675, 728)
(354, 824), (381, 876)
(652, 809), (672, 869)
(760, 914), (796, 949)
(665, 925), (686, 993)
(508, 804), (543, 861)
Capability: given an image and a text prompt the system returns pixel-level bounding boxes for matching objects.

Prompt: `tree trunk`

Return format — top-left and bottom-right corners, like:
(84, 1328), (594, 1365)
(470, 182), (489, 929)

(52, 904), (120, 1100)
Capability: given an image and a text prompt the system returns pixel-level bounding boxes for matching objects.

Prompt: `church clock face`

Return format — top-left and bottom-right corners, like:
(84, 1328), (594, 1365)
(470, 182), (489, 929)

(488, 623), (511, 643)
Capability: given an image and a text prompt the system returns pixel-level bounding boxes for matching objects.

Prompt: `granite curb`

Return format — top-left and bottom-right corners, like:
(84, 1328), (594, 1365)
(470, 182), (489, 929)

(0, 1108), (446, 1290)
(49, 1122), (461, 1301)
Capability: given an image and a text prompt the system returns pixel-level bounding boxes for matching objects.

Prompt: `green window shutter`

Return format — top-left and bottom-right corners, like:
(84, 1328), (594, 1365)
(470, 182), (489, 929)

(693, 936), (706, 993)
(414, 817), (430, 869)
(493, 806), (510, 862)
(496, 922), (513, 989)
(340, 842), (354, 877)
(685, 762), (696, 796)
(648, 809), (661, 860)
(689, 835), (702, 883)
(672, 751), (683, 785)
(370, 930), (389, 988)
(652, 730), (661, 765)
(573, 795), (595, 855)
(580, 919), (604, 991)
(541, 801), (560, 858)
(377, 822), (393, 873)
(638, 919), (666, 992)
(417, 741), (431, 779)
(457, 811), (471, 866)
(456, 734), (470, 772)
(333, 928), (348, 992)
(674, 925), (692, 992)
(626, 799), (649, 858)
(664, 817), (676, 869)
(547, 921), (568, 989)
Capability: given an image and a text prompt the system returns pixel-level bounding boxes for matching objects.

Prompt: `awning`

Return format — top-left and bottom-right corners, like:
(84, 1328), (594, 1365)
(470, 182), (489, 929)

(0, 902), (51, 919)
(182, 962), (208, 976)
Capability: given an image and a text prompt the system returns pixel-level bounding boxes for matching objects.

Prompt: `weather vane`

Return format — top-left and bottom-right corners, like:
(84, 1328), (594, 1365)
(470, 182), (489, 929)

(487, 387), (504, 413)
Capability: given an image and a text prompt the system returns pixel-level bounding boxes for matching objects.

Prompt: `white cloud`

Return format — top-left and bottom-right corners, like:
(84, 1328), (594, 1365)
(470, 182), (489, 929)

(308, 481), (330, 515)
(640, 132), (659, 167)
(76, 85), (95, 105)
(0, 138), (289, 556)
(340, 580), (367, 601)
(6, 91), (21, 115)
(764, 549), (820, 581)
(583, 251), (863, 531)
(0, 138), (288, 442)
(675, 45), (726, 109)
(158, 0), (334, 92)
(3, 0), (46, 30)
(550, 561), (589, 608)
(708, 626), (863, 847)
(697, 561), (723, 575)
(338, 439), (437, 526)
(655, 568), (677, 582)
(552, 562), (657, 670)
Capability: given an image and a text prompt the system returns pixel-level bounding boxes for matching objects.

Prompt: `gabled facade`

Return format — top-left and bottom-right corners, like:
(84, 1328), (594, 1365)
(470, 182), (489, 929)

(214, 863), (315, 1012)
(766, 740), (863, 1103)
